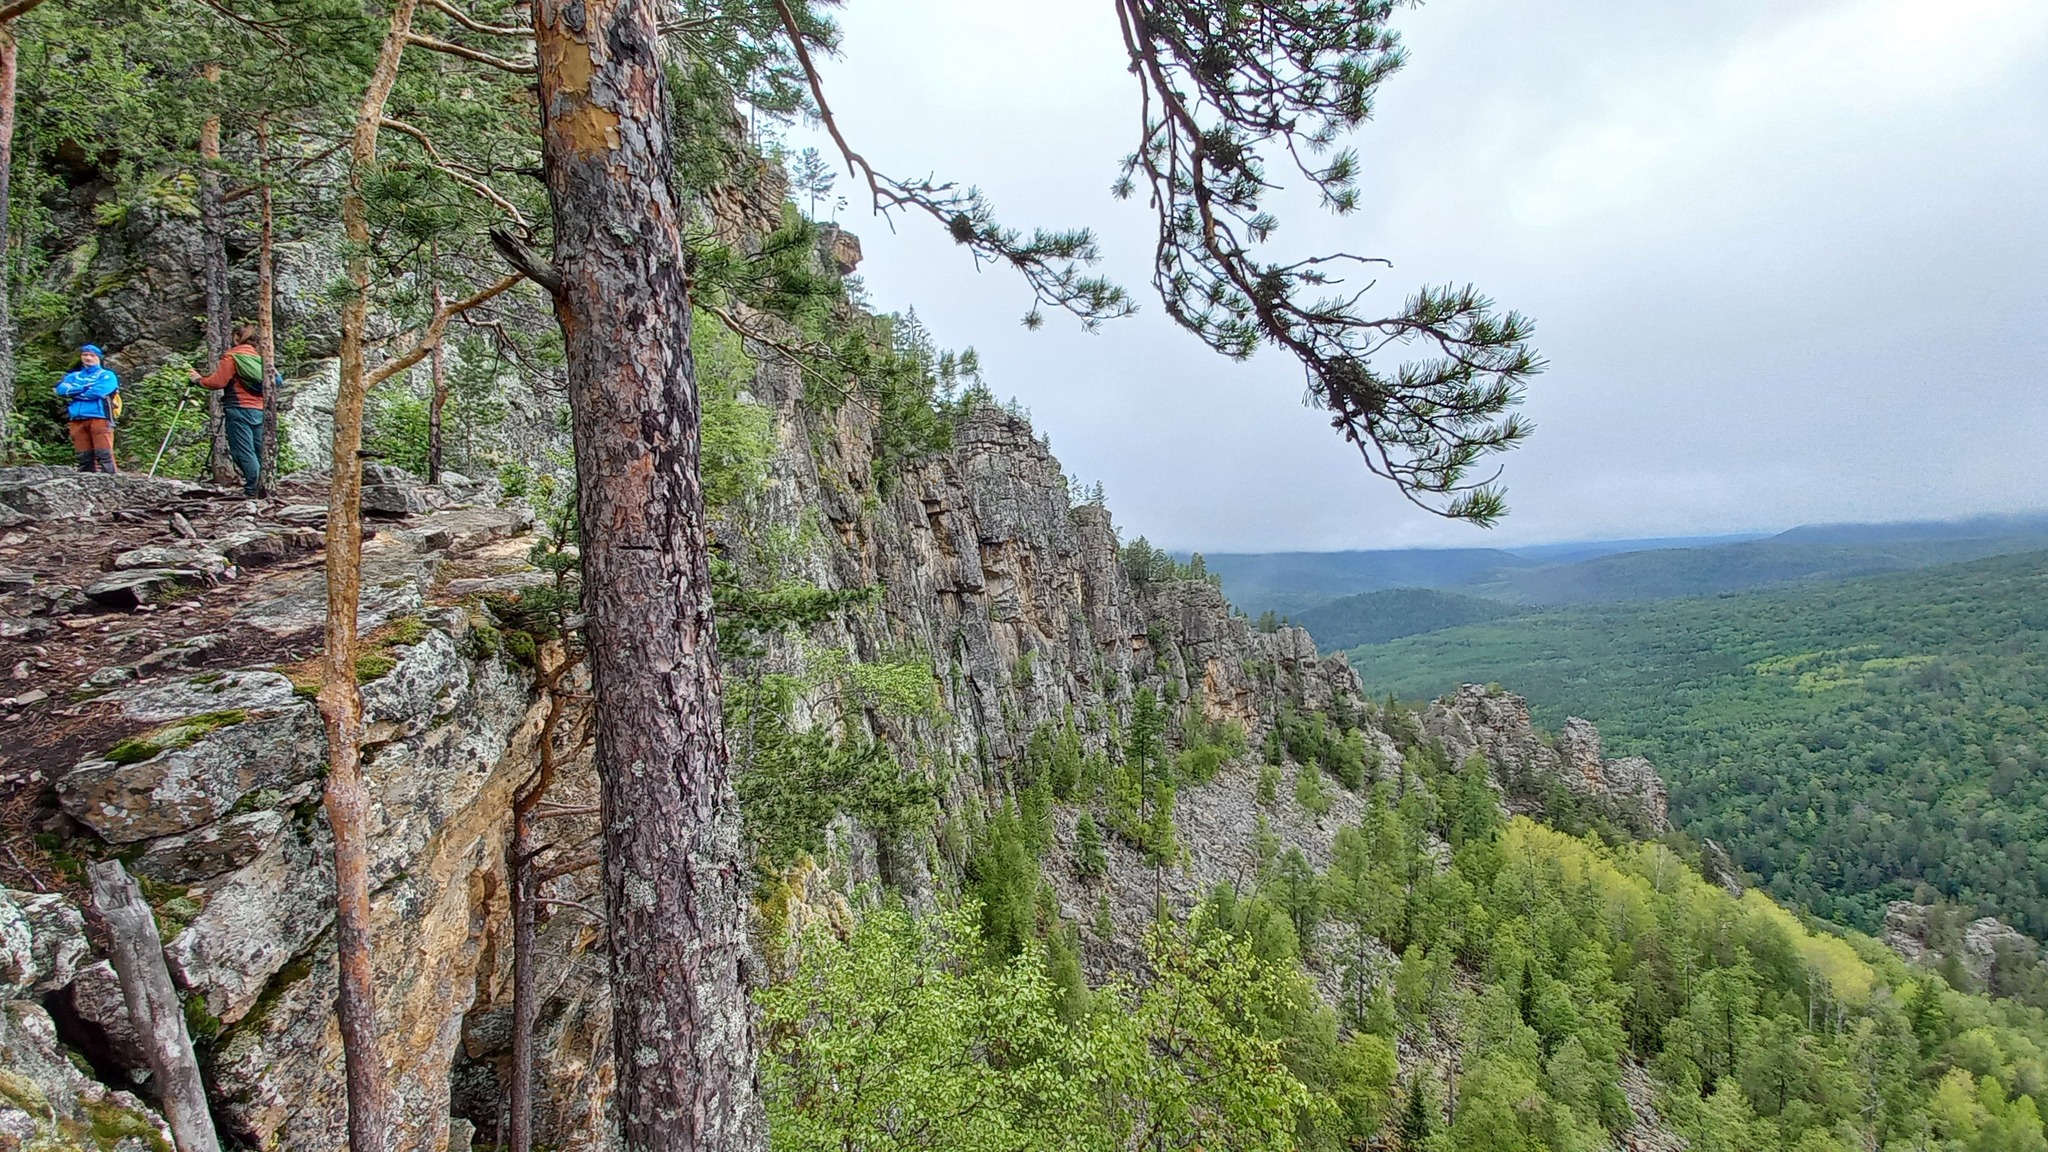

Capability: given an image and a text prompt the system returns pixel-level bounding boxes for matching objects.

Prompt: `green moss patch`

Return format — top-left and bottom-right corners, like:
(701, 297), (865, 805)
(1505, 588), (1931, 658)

(101, 709), (251, 765)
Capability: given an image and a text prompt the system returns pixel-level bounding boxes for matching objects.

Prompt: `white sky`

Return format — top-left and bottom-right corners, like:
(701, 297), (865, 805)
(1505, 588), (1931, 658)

(786, 0), (2048, 550)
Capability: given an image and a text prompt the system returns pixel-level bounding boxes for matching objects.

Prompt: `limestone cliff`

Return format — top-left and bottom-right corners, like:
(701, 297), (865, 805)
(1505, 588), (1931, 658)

(0, 372), (1674, 1150)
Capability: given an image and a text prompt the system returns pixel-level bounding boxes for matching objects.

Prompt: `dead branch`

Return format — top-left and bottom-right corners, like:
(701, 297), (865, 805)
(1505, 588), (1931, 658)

(490, 227), (564, 296)
(535, 854), (600, 884)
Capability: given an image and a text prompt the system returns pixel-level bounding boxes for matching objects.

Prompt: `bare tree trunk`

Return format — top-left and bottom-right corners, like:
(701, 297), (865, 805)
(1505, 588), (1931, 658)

(256, 117), (278, 494)
(526, 2), (764, 1148)
(0, 25), (17, 450)
(198, 62), (236, 487)
(319, 8), (421, 1151)
(426, 279), (445, 484)
(87, 860), (223, 1152)
(509, 652), (574, 1152)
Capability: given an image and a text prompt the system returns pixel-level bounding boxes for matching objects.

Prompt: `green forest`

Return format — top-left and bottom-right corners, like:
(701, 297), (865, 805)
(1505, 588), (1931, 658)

(1346, 551), (2048, 943)
(771, 721), (2048, 1152)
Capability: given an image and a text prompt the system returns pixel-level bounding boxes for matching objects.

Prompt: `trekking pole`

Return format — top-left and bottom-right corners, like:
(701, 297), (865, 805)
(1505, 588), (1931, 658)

(149, 384), (195, 478)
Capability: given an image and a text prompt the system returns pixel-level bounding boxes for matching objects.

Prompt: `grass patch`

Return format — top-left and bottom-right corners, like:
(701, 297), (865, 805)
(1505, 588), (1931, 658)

(355, 653), (398, 684)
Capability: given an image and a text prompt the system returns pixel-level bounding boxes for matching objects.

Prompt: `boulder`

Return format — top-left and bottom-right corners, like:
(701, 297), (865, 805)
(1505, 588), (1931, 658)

(0, 999), (172, 1152)
(396, 507), (535, 556)
(361, 464), (428, 518)
(164, 814), (334, 1024)
(209, 526), (322, 569)
(132, 633), (224, 678)
(0, 889), (88, 998)
(111, 546), (230, 577)
(108, 669), (302, 722)
(0, 468), (199, 522)
(83, 568), (205, 610)
(58, 676), (322, 842)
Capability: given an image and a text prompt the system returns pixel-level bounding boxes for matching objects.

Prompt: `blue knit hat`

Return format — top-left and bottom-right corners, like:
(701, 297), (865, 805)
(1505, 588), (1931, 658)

(79, 344), (103, 358)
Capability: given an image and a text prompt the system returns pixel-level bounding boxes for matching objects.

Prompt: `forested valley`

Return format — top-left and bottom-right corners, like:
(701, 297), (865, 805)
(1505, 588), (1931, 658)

(0, 3), (2045, 1152)
(1346, 550), (2048, 952)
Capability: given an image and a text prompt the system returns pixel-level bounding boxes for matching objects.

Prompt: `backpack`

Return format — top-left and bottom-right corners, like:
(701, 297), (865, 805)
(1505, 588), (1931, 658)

(231, 352), (268, 398)
(108, 388), (122, 422)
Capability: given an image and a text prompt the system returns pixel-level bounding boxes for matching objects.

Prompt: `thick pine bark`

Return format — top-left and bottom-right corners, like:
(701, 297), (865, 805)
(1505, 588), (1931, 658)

(319, 8), (421, 1151)
(88, 861), (223, 1152)
(529, 2), (764, 1148)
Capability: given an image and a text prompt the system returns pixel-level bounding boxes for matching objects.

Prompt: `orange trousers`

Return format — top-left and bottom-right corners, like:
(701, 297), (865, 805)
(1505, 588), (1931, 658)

(68, 419), (116, 473)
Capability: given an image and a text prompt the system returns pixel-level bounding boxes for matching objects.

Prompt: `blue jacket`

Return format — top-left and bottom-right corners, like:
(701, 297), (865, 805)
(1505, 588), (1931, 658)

(55, 365), (120, 421)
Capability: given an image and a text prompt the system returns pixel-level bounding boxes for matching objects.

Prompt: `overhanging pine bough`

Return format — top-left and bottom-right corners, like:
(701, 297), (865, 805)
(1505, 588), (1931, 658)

(779, 0), (1541, 524)
(1111, 0), (1541, 524)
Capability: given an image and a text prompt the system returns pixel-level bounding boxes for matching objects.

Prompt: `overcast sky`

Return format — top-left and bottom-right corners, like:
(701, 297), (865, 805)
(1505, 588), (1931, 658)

(785, 0), (2048, 551)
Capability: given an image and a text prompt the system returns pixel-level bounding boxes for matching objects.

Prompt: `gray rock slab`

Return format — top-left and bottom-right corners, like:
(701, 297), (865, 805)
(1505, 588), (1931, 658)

(112, 546), (231, 577)
(108, 670), (302, 722)
(134, 808), (291, 885)
(69, 959), (149, 1069)
(208, 526), (322, 569)
(164, 814), (334, 1024)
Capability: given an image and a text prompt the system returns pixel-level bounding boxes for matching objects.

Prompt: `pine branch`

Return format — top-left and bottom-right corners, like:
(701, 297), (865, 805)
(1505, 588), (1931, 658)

(403, 31), (535, 73)
(768, 0), (1131, 328)
(1110, 0), (1541, 524)
(0, 0), (52, 24)
(490, 227), (564, 297)
(380, 117), (530, 226)
(365, 273), (525, 388)
(423, 0), (531, 38)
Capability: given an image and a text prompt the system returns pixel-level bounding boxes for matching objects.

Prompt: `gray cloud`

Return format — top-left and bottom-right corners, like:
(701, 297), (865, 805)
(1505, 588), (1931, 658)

(787, 0), (2048, 549)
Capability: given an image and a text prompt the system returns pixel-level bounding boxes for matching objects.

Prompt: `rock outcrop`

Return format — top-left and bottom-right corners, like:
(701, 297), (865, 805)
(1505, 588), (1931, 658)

(1884, 900), (2045, 989)
(1423, 684), (1670, 832)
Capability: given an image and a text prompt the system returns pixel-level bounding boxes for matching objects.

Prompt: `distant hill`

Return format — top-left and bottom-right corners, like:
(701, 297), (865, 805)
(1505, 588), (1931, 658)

(1344, 549), (2048, 938)
(1203, 513), (2048, 621)
(1290, 587), (1518, 649)
(1196, 548), (1537, 617)
(1466, 530), (2048, 606)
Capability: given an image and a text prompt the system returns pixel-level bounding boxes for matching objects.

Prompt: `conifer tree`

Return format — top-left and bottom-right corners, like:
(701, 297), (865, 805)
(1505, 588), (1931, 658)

(0, 0), (53, 448)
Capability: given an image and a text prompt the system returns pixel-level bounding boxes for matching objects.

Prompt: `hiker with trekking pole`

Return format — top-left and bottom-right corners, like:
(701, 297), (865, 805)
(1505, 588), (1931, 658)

(189, 324), (270, 497)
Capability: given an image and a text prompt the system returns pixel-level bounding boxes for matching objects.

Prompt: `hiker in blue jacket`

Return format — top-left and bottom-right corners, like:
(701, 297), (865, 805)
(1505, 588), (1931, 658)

(55, 344), (120, 473)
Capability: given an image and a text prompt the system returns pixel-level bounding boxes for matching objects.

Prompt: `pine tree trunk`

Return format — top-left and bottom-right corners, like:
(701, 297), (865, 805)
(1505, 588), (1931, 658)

(529, 2), (764, 1148)
(319, 9), (420, 1151)
(0, 24), (21, 451)
(426, 280), (445, 484)
(256, 118), (278, 494)
(199, 62), (236, 487)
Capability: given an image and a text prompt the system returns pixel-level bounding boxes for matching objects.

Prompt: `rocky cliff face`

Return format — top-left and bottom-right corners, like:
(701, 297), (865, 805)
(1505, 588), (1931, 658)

(0, 363), (1675, 1150)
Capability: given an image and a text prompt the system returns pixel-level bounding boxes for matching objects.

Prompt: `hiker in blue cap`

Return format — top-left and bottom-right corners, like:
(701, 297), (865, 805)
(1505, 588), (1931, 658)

(54, 344), (121, 473)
